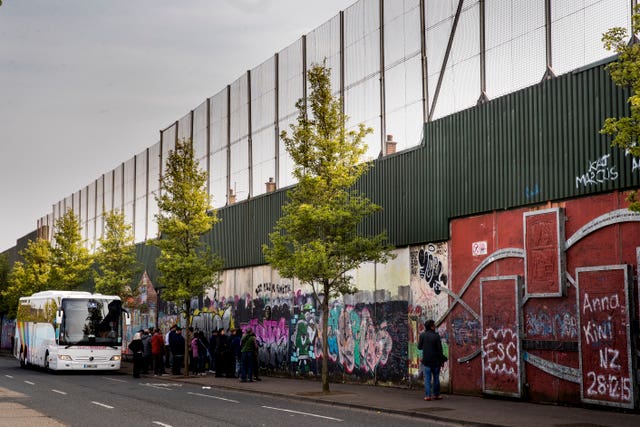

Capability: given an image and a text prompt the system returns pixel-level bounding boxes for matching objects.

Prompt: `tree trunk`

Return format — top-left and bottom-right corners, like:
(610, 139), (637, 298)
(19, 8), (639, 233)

(184, 300), (190, 377)
(321, 280), (330, 394)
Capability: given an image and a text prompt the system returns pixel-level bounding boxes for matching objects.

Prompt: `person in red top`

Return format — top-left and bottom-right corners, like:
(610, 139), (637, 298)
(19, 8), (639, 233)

(151, 328), (166, 376)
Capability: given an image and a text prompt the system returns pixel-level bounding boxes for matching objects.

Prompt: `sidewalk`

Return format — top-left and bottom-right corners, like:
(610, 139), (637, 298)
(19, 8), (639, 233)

(142, 369), (640, 427)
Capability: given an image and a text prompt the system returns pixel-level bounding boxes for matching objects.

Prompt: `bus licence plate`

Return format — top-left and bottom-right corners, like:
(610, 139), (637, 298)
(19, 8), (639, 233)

(84, 364), (97, 368)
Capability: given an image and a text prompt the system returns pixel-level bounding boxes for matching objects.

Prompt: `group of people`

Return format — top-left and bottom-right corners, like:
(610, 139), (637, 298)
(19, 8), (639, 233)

(209, 327), (262, 382)
(127, 328), (166, 378)
(128, 321), (443, 402)
(128, 325), (262, 382)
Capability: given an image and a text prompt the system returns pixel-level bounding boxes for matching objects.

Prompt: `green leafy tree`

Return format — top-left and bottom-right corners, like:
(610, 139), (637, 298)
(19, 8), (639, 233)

(2, 238), (53, 318)
(94, 210), (141, 303)
(601, 8), (640, 211)
(151, 139), (222, 376)
(50, 209), (94, 290)
(263, 64), (395, 393)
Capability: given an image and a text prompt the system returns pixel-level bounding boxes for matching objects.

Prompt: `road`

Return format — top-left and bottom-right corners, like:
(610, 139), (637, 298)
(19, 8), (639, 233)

(0, 357), (449, 427)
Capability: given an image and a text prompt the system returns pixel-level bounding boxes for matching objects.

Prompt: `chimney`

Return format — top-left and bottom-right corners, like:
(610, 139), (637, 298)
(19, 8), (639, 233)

(228, 188), (236, 204)
(385, 134), (397, 155)
(266, 177), (276, 193)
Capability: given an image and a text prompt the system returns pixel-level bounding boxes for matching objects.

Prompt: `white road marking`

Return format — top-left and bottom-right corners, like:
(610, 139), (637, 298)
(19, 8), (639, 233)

(102, 377), (127, 383)
(261, 406), (343, 421)
(187, 391), (239, 403)
(51, 389), (67, 395)
(152, 422), (173, 427)
(91, 401), (114, 409)
(24, 381), (35, 385)
(142, 382), (182, 390)
(5, 375), (13, 379)
(145, 384), (174, 390)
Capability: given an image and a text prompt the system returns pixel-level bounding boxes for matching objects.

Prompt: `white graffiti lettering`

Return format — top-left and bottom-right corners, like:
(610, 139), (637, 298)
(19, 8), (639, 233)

(582, 318), (613, 345)
(483, 328), (518, 378)
(582, 292), (619, 314)
(586, 371), (632, 402)
(575, 154), (619, 188)
(632, 157), (639, 173)
(255, 282), (292, 297)
(598, 347), (620, 370)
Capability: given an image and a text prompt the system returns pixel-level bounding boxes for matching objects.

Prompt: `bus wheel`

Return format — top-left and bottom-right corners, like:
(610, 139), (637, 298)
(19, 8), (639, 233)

(44, 351), (50, 370)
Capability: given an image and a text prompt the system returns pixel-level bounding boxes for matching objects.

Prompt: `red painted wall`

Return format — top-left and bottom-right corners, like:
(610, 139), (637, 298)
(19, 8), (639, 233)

(448, 192), (640, 405)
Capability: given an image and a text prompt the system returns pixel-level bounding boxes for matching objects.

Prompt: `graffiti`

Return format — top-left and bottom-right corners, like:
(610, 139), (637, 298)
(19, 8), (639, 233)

(407, 307), (425, 376)
(451, 316), (481, 346)
(582, 292), (619, 314)
(577, 267), (635, 407)
(1, 318), (16, 351)
(582, 318), (613, 345)
(632, 157), (639, 173)
(554, 312), (578, 339)
(575, 154), (618, 188)
(418, 246), (448, 295)
(210, 305), (234, 332)
(290, 304), (318, 375)
(598, 347), (620, 370)
(298, 300), (408, 381)
(525, 184), (539, 199)
(255, 282), (292, 298)
(585, 371), (632, 401)
(526, 312), (553, 337)
(336, 305), (357, 372)
(526, 309), (578, 340)
(320, 302), (396, 376)
(246, 317), (289, 370)
(483, 327), (518, 379)
(158, 315), (181, 334)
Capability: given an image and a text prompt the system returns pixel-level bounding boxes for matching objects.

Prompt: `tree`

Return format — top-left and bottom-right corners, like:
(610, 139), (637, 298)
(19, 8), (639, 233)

(262, 64), (395, 393)
(601, 7), (640, 211)
(94, 210), (141, 303)
(49, 209), (94, 290)
(150, 138), (222, 376)
(1, 238), (53, 318)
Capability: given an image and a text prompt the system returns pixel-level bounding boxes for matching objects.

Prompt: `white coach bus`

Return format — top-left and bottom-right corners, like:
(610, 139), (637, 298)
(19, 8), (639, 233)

(14, 291), (131, 371)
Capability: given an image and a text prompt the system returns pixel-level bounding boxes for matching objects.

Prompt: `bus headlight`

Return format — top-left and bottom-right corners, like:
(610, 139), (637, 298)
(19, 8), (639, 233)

(110, 355), (121, 361)
(58, 355), (73, 361)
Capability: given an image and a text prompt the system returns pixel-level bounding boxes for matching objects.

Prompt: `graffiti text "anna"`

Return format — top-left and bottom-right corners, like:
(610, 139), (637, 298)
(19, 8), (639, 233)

(582, 292), (619, 314)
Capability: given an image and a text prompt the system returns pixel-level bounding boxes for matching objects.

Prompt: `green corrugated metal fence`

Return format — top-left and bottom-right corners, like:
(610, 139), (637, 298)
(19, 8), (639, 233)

(126, 61), (640, 273)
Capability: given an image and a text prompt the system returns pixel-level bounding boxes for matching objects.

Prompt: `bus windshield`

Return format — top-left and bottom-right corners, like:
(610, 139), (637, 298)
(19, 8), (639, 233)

(59, 298), (122, 347)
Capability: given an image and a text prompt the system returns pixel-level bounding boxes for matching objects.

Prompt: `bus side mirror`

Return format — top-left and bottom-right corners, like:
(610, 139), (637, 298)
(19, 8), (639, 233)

(55, 310), (63, 325)
(124, 311), (131, 326)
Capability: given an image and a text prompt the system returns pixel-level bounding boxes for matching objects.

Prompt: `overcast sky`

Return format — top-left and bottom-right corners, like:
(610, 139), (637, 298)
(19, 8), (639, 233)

(0, 0), (356, 252)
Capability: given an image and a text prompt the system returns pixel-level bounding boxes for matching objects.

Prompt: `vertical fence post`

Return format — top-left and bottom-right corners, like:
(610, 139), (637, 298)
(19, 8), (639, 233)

(379, 0), (386, 157)
(543, 0), (556, 79)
